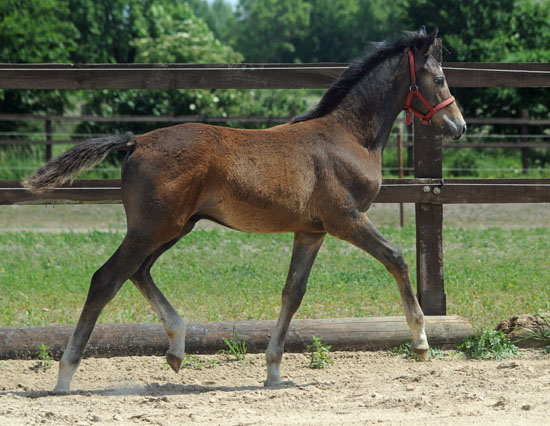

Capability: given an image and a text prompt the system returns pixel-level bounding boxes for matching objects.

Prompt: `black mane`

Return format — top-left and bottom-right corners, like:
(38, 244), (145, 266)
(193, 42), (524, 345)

(292, 33), (431, 123)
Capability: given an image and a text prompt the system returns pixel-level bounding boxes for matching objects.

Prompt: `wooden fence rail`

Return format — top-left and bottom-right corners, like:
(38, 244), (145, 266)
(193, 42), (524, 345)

(2, 178), (550, 205)
(2, 62), (550, 89)
(1, 50), (550, 316)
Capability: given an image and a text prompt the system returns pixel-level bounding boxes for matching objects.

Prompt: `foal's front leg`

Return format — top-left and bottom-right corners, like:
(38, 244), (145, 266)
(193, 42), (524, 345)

(265, 232), (325, 386)
(330, 213), (429, 358)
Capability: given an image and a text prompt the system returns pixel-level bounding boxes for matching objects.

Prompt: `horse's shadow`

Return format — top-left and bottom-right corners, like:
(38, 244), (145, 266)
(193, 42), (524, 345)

(1, 380), (329, 399)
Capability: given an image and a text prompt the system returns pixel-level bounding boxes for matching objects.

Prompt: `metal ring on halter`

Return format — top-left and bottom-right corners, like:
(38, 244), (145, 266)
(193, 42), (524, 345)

(409, 85), (419, 92)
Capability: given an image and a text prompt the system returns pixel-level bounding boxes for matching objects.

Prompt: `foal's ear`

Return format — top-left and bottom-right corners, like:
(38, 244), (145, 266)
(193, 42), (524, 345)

(417, 26), (427, 36)
(426, 27), (439, 46)
(419, 27), (439, 56)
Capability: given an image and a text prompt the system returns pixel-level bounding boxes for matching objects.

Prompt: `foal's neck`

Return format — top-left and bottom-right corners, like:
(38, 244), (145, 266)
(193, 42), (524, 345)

(333, 53), (409, 152)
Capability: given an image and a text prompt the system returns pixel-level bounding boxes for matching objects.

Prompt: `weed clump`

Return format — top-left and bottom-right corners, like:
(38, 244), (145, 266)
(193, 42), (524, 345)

(457, 329), (518, 360)
(31, 344), (53, 371)
(307, 336), (333, 369)
(220, 328), (247, 361)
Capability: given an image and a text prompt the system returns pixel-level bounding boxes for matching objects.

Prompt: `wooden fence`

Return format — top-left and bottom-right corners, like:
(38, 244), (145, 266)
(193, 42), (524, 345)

(1, 46), (550, 315)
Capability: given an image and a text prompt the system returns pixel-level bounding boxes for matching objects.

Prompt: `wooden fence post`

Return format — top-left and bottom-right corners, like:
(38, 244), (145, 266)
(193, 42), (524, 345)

(521, 109), (529, 174)
(414, 40), (446, 315)
(406, 122), (414, 176)
(45, 118), (52, 161)
(397, 116), (405, 227)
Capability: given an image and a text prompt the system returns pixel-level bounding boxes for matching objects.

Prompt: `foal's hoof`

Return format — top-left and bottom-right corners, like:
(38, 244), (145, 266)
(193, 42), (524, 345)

(166, 353), (183, 373)
(264, 378), (281, 388)
(412, 347), (429, 361)
(52, 386), (71, 395)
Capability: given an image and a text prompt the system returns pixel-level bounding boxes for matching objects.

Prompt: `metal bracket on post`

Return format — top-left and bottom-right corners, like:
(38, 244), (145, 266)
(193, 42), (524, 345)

(413, 39), (446, 316)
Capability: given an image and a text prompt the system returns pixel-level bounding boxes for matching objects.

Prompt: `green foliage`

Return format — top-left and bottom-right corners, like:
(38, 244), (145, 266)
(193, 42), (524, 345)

(74, 1), (304, 139)
(221, 328), (247, 361)
(235, 0), (312, 62)
(401, 0), (550, 161)
(0, 0), (78, 132)
(132, 2), (242, 64)
(307, 336), (333, 369)
(388, 343), (444, 361)
(457, 329), (518, 360)
(0, 0), (77, 63)
(34, 344), (53, 370)
(293, 0), (402, 62)
(389, 343), (417, 359)
(444, 149), (479, 177)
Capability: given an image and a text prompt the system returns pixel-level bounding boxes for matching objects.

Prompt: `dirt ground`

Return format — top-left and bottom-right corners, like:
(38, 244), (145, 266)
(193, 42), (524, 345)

(1, 350), (549, 426)
(2, 204), (549, 425)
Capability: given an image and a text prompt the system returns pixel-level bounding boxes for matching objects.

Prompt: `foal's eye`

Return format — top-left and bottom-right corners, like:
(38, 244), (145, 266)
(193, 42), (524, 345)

(434, 77), (445, 86)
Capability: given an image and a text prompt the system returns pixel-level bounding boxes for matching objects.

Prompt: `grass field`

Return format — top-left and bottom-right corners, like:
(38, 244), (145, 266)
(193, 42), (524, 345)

(1, 226), (548, 331)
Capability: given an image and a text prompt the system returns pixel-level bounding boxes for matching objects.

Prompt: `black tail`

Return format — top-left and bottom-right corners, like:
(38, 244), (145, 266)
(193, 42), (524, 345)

(23, 132), (135, 194)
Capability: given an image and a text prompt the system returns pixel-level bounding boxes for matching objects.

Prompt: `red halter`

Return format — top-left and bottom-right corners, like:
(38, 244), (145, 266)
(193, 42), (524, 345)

(403, 48), (455, 125)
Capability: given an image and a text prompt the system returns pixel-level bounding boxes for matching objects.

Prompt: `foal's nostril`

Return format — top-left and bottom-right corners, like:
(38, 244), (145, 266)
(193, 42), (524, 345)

(462, 123), (467, 135)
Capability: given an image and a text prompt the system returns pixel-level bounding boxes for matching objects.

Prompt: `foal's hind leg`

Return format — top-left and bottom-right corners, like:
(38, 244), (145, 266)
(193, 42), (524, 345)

(329, 214), (429, 359)
(130, 221), (196, 373)
(265, 232), (325, 386)
(55, 234), (161, 393)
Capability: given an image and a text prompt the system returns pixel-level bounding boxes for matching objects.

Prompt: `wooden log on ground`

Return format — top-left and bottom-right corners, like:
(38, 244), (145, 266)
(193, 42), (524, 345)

(0, 316), (472, 360)
(496, 314), (550, 348)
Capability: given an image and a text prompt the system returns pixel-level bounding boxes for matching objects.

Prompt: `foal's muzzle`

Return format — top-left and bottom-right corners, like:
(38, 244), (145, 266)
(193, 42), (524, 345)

(441, 113), (467, 140)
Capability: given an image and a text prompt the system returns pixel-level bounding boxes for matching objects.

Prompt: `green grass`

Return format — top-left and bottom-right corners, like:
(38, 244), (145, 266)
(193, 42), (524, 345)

(0, 226), (549, 330)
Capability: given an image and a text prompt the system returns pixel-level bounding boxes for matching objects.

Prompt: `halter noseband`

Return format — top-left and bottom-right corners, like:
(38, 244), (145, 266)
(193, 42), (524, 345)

(403, 48), (455, 125)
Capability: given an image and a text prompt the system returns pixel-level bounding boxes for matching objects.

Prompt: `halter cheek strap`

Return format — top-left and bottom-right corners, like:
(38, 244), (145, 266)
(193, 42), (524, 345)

(403, 48), (455, 125)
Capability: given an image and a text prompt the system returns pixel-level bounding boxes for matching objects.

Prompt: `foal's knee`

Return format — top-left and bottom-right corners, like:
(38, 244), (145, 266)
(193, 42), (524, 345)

(382, 247), (409, 277)
(282, 277), (307, 312)
(87, 265), (120, 306)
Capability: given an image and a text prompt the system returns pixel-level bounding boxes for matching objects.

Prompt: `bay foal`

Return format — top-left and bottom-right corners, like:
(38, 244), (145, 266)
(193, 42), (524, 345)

(24, 28), (466, 392)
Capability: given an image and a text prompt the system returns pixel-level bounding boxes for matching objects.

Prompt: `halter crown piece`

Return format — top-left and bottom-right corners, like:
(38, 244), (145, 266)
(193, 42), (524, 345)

(403, 48), (455, 125)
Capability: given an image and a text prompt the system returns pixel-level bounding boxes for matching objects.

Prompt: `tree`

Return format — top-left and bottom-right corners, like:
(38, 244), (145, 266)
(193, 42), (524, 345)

(400, 0), (550, 170)
(66, 0), (148, 63)
(399, 0), (550, 118)
(132, 1), (242, 63)
(234, 0), (312, 62)
(76, 1), (304, 141)
(290, 0), (403, 62)
(0, 0), (78, 141)
(292, 0), (360, 62)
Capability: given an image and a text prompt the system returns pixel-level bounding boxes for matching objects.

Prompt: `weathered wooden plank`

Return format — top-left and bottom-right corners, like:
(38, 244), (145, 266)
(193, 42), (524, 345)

(0, 179), (122, 205)
(2, 62), (550, 89)
(0, 316), (473, 360)
(0, 113), (290, 123)
(2, 179), (550, 205)
(443, 62), (550, 88)
(377, 179), (550, 204)
(465, 117), (550, 126)
(3, 112), (550, 126)
(0, 63), (345, 90)
(5, 138), (550, 149)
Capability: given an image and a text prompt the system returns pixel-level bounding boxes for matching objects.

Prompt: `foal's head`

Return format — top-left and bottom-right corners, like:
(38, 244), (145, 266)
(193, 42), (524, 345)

(405, 27), (467, 140)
